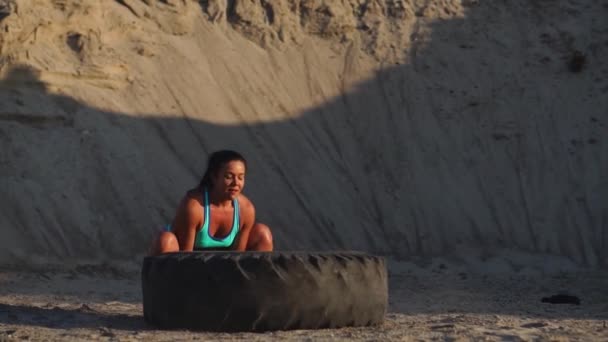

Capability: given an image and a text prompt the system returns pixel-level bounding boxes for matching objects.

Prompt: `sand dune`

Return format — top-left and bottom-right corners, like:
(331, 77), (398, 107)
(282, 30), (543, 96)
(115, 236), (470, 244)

(1, 1), (607, 340)
(0, 0), (606, 267)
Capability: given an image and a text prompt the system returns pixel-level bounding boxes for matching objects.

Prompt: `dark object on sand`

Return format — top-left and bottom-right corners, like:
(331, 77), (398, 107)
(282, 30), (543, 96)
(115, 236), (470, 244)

(0, 0), (14, 22)
(541, 294), (581, 305)
(568, 50), (586, 73)
(142, 251), (388, 331)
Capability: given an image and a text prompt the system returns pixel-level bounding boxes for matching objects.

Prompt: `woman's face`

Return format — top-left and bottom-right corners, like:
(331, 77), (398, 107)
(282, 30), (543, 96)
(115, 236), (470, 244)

(212, 160), (246, 199)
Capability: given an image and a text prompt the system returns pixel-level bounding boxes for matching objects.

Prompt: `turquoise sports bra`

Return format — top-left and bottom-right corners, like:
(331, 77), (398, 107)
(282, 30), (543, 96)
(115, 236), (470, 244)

(166, 189), (240, 249)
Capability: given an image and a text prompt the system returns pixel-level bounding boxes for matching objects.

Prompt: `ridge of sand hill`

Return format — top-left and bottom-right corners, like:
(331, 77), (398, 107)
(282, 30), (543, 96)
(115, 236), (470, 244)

(0, 0), (607, 267)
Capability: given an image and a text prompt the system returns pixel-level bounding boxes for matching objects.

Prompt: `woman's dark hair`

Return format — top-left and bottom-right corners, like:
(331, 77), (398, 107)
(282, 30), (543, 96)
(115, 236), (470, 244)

(198, 150), (247, 190)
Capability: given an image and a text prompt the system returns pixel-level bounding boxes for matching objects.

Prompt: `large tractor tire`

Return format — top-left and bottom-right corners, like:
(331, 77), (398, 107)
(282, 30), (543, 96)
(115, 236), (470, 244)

(142, 251), (388, 331)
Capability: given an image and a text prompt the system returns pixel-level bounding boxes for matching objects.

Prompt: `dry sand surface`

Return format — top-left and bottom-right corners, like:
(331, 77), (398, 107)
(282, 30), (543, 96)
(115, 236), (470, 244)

(1, 258), (607, 341)
(1, 0), (607, 340)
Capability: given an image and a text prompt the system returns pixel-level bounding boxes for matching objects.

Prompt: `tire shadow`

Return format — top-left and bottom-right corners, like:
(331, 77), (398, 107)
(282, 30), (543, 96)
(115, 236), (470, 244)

(0, 303), (147, 331)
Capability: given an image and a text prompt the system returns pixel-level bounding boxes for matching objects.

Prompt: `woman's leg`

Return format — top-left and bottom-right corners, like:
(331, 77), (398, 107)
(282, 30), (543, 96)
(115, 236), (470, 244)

(149, 231), (180, 256)
(246, 223), (273, 251)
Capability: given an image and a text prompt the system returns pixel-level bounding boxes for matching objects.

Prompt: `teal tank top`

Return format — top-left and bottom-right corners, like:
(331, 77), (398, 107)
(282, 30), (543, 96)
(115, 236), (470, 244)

(166, 189), (240, 249)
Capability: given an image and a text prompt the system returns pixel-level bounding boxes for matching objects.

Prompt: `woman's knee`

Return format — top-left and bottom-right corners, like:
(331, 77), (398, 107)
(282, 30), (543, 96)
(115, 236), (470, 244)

(254, 223), (273, 242)
(152, 231), (179, 255)
(248, 223), (273, 251)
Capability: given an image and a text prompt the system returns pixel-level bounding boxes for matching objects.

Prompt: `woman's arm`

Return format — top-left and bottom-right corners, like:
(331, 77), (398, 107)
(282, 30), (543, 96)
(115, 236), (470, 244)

(172, 196), (202, 251)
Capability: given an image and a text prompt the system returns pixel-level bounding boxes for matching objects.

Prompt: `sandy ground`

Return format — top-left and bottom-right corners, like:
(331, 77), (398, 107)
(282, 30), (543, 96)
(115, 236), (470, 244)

(0, 260), (606, 341)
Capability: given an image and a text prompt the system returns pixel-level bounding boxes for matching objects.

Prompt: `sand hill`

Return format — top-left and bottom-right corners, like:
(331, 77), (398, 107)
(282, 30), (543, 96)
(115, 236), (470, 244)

(0, 0), (606, 267)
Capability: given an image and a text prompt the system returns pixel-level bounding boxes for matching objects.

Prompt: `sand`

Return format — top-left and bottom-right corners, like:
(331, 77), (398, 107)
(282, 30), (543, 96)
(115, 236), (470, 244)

(1, 0), (607, 340)
(0, 0), (606, 265)
(1, 258), (607, 341)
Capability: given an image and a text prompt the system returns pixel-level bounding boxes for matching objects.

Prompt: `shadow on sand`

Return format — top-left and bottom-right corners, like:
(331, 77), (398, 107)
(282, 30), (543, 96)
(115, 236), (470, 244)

(0, 303), (146, 331)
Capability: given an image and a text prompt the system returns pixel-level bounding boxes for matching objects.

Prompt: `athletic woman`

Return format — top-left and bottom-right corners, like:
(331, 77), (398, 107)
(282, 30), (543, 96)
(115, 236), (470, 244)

(150, 150), (273, 254)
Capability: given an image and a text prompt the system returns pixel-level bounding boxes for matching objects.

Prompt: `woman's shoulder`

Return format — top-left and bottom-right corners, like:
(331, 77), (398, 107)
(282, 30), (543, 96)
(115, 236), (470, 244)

(236, 194), (255, 224)
(170, 189), (203, 228)
(181, 189), (204, 213)
(237, 193), (255, 212)
(185, 188), (202, 199)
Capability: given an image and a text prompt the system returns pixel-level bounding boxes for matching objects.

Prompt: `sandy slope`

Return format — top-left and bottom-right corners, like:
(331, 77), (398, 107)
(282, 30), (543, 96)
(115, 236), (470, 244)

(1, 1), (607, 340)
(1, 0), (606, 267)
(0, 9), (607, 338)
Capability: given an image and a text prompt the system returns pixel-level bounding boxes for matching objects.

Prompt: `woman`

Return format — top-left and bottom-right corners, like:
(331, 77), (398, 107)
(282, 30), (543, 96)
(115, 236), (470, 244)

(150, 150), (273, 255)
